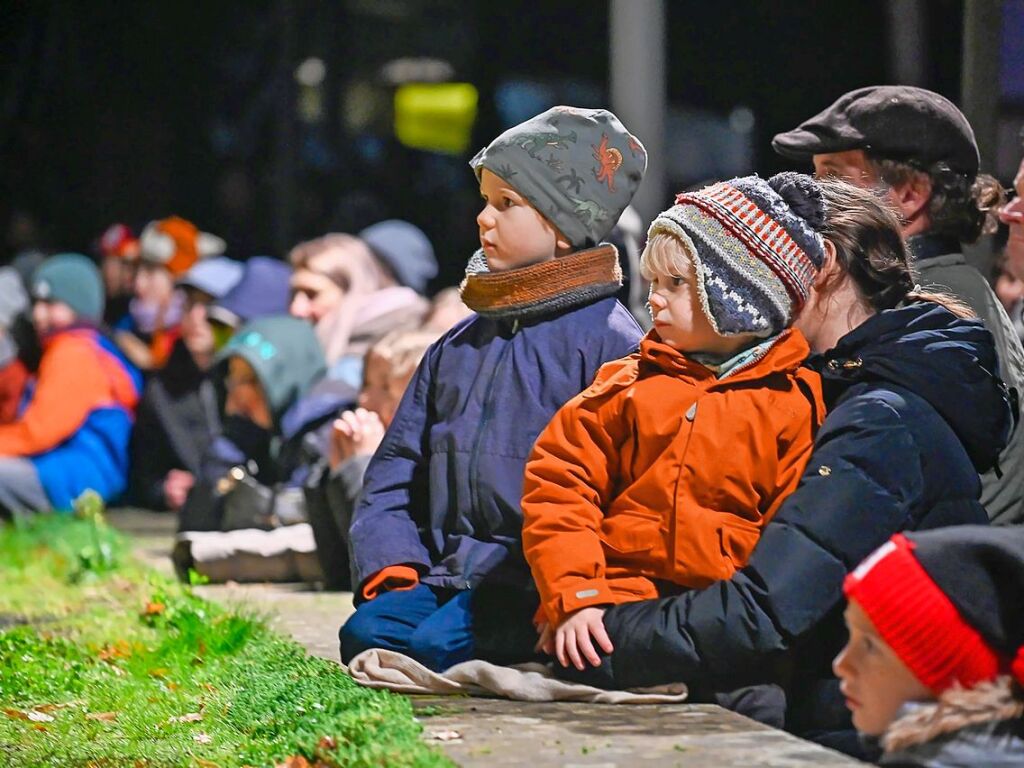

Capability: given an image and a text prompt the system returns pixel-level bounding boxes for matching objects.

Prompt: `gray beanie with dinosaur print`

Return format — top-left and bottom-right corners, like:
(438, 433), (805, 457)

(470, 106), (647, 249)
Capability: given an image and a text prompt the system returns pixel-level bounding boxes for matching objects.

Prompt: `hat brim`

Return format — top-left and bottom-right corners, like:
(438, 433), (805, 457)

(771, 128), (867, 162)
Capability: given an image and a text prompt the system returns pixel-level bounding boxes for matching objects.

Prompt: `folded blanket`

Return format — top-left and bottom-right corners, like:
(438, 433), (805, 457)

(345, 648), (688, 703)
(173, 524), (324, 583)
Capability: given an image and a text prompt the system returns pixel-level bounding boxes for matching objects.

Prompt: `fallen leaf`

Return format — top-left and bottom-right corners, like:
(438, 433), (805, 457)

(195, 760), (221, 768)
(86, 712), (118, 722)
(27, 711), (54, 723)
(168, 712), (203, 724)
(4, 708), (28, 720)
(193, 732), (213, 744)
(316, 736), (337, 750)
(148, 668), (170, 679)
(274, 758), (310, 768)
(32, 724), (47, 731)
(97, 640), (133, 662)
(425, 729), (462, 742)
(143, 602), (165, 616)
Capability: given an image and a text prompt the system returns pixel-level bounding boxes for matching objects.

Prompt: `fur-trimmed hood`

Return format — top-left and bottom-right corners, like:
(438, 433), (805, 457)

(880, 677), (1024, 767)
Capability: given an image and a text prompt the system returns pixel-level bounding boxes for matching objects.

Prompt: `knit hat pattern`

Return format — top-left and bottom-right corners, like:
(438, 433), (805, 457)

(648, 173), (826, 338)
(470, 106), (647, 249)
(139, 216), (226, 276)
(31, 253), (105, 322)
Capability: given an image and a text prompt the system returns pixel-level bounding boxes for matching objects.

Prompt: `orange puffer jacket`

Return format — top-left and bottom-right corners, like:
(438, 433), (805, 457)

(522, 329), (825, 627)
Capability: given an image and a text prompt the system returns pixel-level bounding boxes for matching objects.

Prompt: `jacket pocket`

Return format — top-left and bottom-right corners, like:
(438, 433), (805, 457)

(599, 511), (664, 566)
(717, 516), (763, 571)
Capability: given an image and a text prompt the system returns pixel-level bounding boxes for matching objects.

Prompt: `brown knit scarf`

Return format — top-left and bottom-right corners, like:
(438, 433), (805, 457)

(459, 245), (623, 321)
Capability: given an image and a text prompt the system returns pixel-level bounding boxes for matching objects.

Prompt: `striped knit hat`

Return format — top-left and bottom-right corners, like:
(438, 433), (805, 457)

(648, 173), (827, 337)
(844, 527), (1024, 694)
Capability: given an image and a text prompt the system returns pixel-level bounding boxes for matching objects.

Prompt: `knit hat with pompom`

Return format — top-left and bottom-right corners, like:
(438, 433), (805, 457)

(647, 172), (827, 337)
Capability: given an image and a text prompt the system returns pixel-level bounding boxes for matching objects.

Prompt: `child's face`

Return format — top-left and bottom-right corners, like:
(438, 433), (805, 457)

(477, 168), (567, 271)
(32, 300), (77, 336)
(133, 262), (175, 306)
(357, 352), (409, 428)
(224, 356), (273, 430)
(833, 601), (932, 736)
(647, 259), (754, 357)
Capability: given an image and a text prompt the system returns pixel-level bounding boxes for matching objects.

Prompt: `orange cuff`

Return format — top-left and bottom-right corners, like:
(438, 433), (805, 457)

(362, 565), (420, 601)
(546, 578), (619, 627)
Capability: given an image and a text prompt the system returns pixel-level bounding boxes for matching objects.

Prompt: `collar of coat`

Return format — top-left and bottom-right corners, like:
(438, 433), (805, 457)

(459, 244), (622, 322)
(638, 327), (811, 385)
(882, 677), (1024, 754)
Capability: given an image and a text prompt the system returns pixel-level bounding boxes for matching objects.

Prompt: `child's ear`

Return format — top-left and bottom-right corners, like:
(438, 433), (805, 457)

(814, 239), (840, 289)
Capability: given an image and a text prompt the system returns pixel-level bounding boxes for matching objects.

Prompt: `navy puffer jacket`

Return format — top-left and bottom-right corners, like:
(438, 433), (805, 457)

(348, 297), (642, 597)
(568, 303), (1012, 754)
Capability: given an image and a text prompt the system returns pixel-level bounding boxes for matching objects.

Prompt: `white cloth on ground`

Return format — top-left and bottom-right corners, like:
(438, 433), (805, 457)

(345, 648), (688, 704)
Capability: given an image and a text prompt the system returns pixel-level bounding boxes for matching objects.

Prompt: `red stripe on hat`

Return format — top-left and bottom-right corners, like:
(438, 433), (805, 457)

(844, 534), (1002, 694)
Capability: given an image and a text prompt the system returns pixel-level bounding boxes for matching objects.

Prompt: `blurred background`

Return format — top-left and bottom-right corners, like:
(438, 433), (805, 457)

(1, 0), (1021, 289)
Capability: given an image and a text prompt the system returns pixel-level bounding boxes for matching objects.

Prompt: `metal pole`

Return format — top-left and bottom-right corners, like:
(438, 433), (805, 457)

(610, 0), (666, 226)
(961, 0), (1002, 273)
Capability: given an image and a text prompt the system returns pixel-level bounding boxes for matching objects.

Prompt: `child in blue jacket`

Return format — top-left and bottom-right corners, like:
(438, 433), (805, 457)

(342, 107), (647, 671)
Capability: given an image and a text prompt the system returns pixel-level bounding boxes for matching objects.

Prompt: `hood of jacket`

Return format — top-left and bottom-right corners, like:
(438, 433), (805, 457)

(809, 302), (1012, 474)
(216, 315), (326, 425)
(880, 678), (1024, 766)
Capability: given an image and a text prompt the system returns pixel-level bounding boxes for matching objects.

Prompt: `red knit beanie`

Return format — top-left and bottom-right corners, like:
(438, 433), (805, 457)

(844, 533), (1015, 694)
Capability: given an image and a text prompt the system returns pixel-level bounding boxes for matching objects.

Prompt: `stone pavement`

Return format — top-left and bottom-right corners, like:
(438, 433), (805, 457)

(108, 509), (865, 766)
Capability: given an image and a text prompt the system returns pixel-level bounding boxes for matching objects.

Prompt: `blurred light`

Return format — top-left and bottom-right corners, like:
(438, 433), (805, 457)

(295, 57), (326, 87)
(394, 82), (478, 155)
(729, 106), (755, 134)
(381, 57), (455, 86)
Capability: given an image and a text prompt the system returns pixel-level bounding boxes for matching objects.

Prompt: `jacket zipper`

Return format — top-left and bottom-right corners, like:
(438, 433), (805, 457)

(668, 395), (700, 574)
(468, 322), (517, 546)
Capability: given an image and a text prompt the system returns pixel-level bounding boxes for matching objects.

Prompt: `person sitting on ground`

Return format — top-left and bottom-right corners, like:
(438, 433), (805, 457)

(118, 216), (226, 371)
(554, 180), (1012, 760)
(288, 229), (431, 391)
(206, 255), (293, 349)
(774, 85), (1024, 526)
(422, 286), (474, 332)
(97, 223), (139, 330)
(340, 106), (647, 672)
(177, 315), (326, 534)
(837, 525), (1024, 766)
(0, 254), (142, 516)
(305, 328), (441, 589)
(523, 173), (826, 672)
(128, 257), (243, 511)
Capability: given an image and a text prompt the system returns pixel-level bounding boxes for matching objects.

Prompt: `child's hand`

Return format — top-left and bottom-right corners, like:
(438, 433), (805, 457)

(163, 469), (195, 510)
(554, 607), (613, 670)
(329, 408), (386, 470)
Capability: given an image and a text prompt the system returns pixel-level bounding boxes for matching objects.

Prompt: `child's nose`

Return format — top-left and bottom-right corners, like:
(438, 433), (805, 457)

(477, 205), (495, 230)
(648, 291), (666, 310)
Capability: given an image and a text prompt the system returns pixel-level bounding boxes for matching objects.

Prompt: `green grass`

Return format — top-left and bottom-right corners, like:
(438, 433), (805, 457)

(0, 505), (451, 768)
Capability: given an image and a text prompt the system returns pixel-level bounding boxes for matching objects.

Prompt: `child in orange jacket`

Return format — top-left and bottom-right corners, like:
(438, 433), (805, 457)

(522, 173), (828, 671)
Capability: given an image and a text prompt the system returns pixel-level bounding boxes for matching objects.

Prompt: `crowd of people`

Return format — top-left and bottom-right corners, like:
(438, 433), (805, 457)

(3, 85), (1024, 765)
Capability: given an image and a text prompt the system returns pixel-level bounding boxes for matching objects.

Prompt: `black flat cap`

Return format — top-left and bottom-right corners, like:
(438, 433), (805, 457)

(772, 85), (980, 176)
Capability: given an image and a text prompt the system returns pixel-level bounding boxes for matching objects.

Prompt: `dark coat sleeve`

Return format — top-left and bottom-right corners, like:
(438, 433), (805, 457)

(128, 386), (178, 509)
(348, 343), (437, 593)
(585, 392), (939, 690)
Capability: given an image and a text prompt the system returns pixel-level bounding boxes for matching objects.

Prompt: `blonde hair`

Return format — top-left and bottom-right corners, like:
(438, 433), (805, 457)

(366, 329), (442, 383)
(640, 231), (695, 282)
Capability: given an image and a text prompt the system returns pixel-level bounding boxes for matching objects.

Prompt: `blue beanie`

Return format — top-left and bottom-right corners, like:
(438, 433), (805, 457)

(31, 253), (105, 322)
(359, 219), (438, 295)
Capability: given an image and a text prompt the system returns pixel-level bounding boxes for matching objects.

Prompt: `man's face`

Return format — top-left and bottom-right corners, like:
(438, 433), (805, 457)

(999, 155), (1024, 277)
(812, 150), (881, 189)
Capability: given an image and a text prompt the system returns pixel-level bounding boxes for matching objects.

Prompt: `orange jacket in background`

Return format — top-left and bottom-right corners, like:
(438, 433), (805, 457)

(522, 328), (825, 627)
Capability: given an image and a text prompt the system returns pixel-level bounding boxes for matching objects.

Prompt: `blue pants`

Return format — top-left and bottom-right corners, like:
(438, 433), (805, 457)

(340, 584), (475, 672)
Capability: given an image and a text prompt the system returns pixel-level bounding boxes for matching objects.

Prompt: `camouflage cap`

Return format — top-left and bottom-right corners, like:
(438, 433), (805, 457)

(471, 106), (647, 248)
